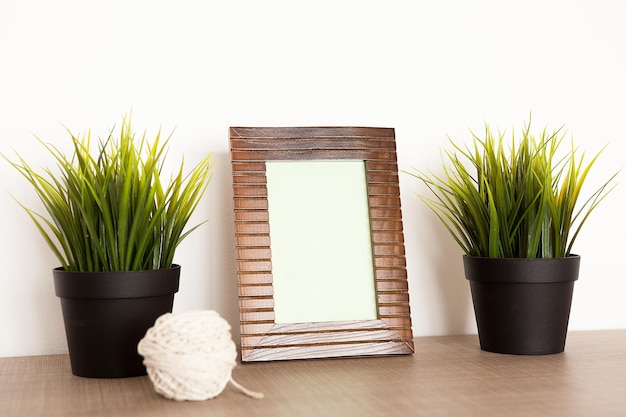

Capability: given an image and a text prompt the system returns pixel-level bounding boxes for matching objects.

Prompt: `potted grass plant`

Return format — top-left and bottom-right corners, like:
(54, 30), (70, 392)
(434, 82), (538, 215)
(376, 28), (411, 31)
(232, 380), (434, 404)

(409, 119), (617, 354)
(4, 115), (213, 377)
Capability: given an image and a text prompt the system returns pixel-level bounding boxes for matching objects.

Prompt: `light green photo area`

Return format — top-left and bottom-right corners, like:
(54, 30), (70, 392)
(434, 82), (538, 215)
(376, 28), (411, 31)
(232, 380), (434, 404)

(265, 160), (378, 324)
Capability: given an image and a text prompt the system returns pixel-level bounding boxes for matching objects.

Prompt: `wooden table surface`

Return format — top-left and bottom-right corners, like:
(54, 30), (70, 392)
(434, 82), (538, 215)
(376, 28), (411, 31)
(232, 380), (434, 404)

(2, 330), (626, 417)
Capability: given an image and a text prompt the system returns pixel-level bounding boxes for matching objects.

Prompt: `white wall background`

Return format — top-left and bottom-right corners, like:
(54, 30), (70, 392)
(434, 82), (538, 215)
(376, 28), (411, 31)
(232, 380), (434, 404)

(1, 0), (625, 357)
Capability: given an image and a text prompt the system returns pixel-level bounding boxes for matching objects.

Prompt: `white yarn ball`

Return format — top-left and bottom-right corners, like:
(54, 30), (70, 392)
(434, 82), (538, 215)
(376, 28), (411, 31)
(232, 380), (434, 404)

(138, 310), (260, 401)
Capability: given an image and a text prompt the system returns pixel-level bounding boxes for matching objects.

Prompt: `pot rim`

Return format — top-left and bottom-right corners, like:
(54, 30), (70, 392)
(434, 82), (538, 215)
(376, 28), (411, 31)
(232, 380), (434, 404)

(53, 264), (181, 300)
(463, 255), (580, 284)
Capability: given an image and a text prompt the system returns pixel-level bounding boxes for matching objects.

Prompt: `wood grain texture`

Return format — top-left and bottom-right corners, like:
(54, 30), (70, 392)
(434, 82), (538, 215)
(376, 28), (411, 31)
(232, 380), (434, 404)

(230, 127), (413, 362)
(3, 331), (626, 417)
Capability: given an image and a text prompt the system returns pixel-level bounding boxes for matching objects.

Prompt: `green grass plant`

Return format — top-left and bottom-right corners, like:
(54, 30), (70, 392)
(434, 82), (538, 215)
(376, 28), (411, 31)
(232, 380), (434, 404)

(409, 120), (617, 258)
(4, 115), (214, 271)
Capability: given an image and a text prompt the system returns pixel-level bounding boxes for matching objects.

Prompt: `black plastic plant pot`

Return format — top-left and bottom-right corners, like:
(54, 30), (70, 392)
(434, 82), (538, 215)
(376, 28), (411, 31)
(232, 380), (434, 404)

(463, 256), (580, 355)
(53, 265), (180, 378)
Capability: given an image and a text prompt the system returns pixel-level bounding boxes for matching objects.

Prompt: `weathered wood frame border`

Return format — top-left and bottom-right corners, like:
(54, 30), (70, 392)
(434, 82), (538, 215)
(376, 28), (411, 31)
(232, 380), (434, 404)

(230, 127), (414, 361)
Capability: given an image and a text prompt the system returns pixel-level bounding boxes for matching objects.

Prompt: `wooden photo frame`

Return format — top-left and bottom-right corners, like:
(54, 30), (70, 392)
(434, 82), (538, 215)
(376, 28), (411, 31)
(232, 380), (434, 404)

(230, 127), (414, 361)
